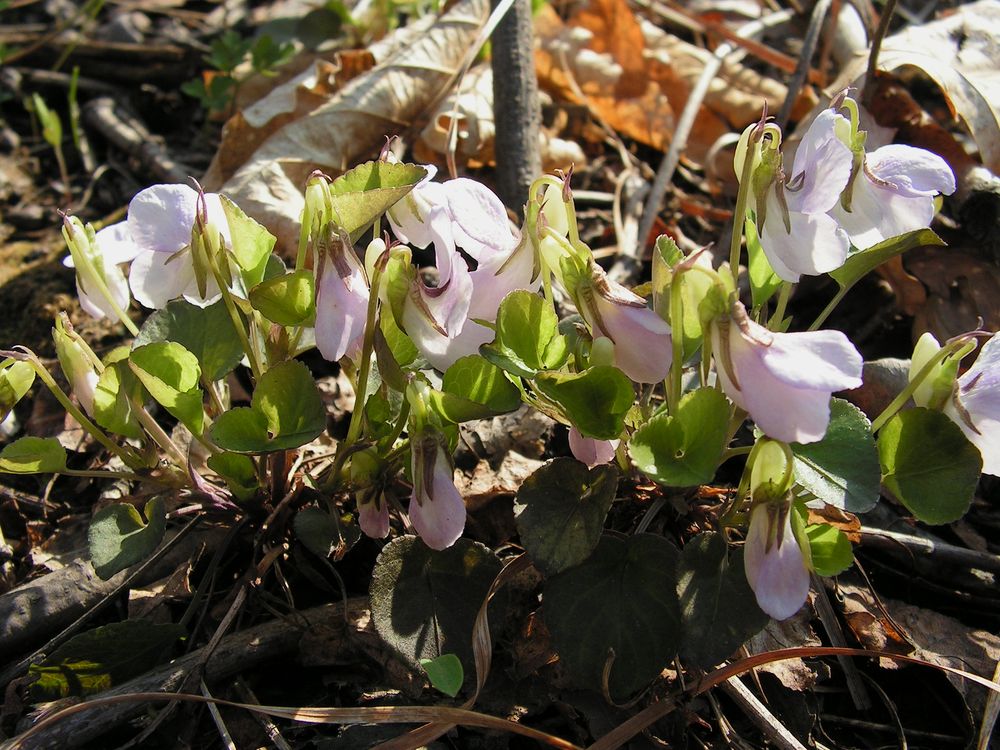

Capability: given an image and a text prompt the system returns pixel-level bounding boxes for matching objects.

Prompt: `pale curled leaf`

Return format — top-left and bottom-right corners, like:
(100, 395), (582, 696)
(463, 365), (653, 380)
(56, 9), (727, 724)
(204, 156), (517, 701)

(205, 0), (490, 253)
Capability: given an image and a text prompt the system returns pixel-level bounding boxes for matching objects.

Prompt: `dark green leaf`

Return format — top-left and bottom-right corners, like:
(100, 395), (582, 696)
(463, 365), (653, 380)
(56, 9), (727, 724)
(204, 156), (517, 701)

(878, 407), (981, 525)
(677, 533), (768, 668)
(28, 621), (185, 701)
(543, 534), (682, 701)
(515, 458), (617, 575)
(370, 536), (501, 673)
(792, 398), (881, 513)
(629, 387), (730, 487)
(294, 506), (344, 558)
(88, 497), (166, 580)
(535, 366), (633, 440)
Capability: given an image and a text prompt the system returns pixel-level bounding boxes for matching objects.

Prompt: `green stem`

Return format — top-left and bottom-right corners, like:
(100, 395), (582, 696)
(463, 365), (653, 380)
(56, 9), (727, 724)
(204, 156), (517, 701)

(26, 356), (137, 467)
(729, 147), (757, 290)
(127, 392), (189, 469)
(62, 468), (170, 485)
(808, 285), (849, 332)
(208, 257), (263, 380)
(870, 338), (975, 433)
(667, 272), (684, 412)
(768, 282), (793, 329)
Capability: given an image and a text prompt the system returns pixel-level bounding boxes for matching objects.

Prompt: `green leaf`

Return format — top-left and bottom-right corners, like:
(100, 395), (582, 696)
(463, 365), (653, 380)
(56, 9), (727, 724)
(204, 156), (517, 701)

(211, 360), (326, 453)
(134, 299), (245, 382)
(745, 217), (781, 309)
(535, 366), (633, 440)
(677, 533), (768, 668)
(0, 359), (34, 420)
(31, 93), (62, 148)
(792, 399), (880, 513)
(0, 436), (66, 474)
(248, 270), (316, 326)
(294, 506), (345, 558)
(207, 452), (259, 501)
(429, 355), (522, 423)
(515, 458), (617, 575)
(420, 654), (464, 698)
(88, 497), (166, 580)
(129, 342), (205, 436)
(877, 407), (981, 525)
(650, 236), (717, 361)
(804, 523), (853, 576)
(220, 194), (276, 288)
(328, 161), (428, 242)
(370, 536), (501, 673)
(481, 290), (568, 377)
(93, 349), (144, 440)
(830, 229), (944, 291)
(28, 620), (185, 701)
(543, 534), (682, 701)
(629, 387), (730, 487)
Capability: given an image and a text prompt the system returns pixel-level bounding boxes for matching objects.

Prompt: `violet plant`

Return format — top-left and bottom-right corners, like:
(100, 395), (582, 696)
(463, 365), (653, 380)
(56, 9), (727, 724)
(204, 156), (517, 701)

(1, 93), (995, 700)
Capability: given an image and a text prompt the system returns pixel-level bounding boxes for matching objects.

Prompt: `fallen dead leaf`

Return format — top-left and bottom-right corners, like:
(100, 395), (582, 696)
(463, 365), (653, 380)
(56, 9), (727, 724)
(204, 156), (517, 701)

(746, 608), (822, 691)
(456, 450), (544, 512)
(202, 0), (490, 254)
(907, 245), (1000, 344)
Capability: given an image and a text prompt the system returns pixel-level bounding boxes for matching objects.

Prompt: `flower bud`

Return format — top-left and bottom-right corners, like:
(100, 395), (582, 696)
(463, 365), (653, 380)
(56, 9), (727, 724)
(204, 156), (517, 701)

(53, 314), (101, 416)
(909, 332), (959, 410)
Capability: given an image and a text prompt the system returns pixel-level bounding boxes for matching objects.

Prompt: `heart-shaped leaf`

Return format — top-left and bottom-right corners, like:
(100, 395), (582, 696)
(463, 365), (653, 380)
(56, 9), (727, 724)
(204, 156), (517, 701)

(543, 533), (682, 701)
(481, 290), (568, 377)
(0, 436), (66, 474)
(329, 161), (428, 242)
(221, 194), (276, 288)
(88, 497), (166, 580)
(248, 269), (316, 326)
(535, 366), (633, 440)
(129, 342), (205, 436)
(515, 458), (617, 575)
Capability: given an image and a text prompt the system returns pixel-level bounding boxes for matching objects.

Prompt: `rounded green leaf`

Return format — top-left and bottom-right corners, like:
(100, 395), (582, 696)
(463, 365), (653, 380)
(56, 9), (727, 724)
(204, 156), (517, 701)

(482, 290), (568, 376)
(629, 387), (730, 487)
(370, 536), (501, 673)
(28, 620), (186, 701)
(211, 360), (326, 453)
(535, 366), (633, 440)
(93, 352), (144, 440)
(0, 436), (66, 474)
(429, 355), (522, 423)
(133, 299), (247, 382)
(88, 497), (166, 580)
(0, 359), (35, 420)
(804, 523), (853, 576)
(677, 533), (768, 668)
(294, 506), (346, 558)
(792, 398), (881, 513)
(220, 194), (277, 287)
(207, 452), (259, 501)
(420, 654), (464, 698)
(514, 458), (617, 575)
(543, 534), (682, 701)
(248, 269), (316, 326)
(129, 342), (205, 435)
(330, 161), (428, 242)
(878, 407), (981, 525)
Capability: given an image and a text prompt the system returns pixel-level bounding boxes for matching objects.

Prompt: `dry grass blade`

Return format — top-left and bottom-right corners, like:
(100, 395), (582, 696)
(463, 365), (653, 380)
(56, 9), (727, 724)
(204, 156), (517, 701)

(2, 692), (584, 750)
(587, 646), (1000, 750)
(373, 554), (534, 750)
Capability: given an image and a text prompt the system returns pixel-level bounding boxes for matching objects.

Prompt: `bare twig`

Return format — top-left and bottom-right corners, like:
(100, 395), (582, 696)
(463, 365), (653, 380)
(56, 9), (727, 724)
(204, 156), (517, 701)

(860, 0), (900, 110)
(776, 0), (833, 129)
(813, 574), (872, 711)
(490, 0), (542, 220)
(719, 676), (808, 750)
(82, 97), (193, 184)
(858, 526), (1000, 574)
(626, 10), (794, 285)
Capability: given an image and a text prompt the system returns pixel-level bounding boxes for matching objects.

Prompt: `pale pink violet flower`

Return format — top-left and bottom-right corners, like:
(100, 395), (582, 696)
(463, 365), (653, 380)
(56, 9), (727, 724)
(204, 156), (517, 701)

(712, 301), (863, 443)
(314, 238), (371, 362)
(831, 144), (955, 249)
(409, 432), (466, 550)
(753, 109), (854, 281)
(943, 332), (1000, 476)
(358, 493), (391, 539)
(124, 184), (234, 309)
(579, 264), (672, 383)
(62, 220), (139, 322)
(744, 503), (810, 620)
(569, 426), (619, 467)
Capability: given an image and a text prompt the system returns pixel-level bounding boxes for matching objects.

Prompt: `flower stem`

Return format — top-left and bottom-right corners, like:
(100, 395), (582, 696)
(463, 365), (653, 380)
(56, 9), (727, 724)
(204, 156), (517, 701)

(667, 272), (685, 412)
(870, 338), (976, 433)
(808, 286), (849, 332)
(729, 154), (757, 291)
(208, 258), (263, 380)
(768, 282), (794, 329)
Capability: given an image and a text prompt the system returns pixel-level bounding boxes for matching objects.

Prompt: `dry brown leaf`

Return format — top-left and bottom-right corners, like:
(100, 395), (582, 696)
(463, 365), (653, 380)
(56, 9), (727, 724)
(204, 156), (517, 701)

(745, 609), (822, 691)
(836, 581), (915, 667)
(907, 246), (1000, 343)
(833, 0), (1000, 173)
(534, 0), (812, 163)
(456, 450), (544, 512)
(202, 0), (490, 254)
